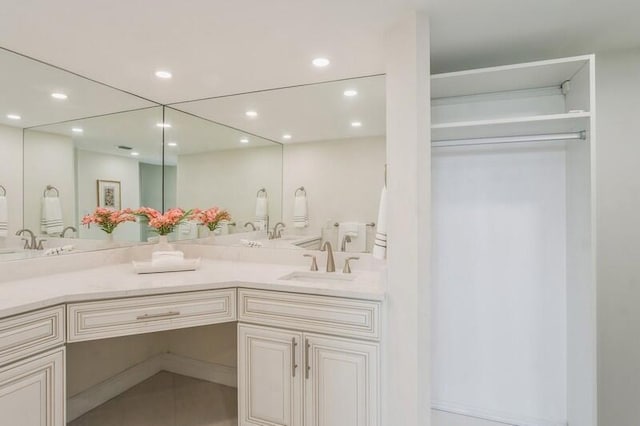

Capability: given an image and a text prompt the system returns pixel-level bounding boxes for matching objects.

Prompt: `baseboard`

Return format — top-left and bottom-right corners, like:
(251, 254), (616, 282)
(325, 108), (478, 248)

(67, 353), (237, 421)
(432, 400), (567, 426)
(161, 352), (237, 388)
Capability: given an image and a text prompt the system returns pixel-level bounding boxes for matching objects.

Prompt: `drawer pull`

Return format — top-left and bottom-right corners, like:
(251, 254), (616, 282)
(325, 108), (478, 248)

(136, 311), (181, 320)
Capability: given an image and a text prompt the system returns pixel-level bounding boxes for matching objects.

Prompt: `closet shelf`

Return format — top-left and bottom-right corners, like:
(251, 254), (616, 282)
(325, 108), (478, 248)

(431, 55), (591, 99)
(431, 112), (591, 141)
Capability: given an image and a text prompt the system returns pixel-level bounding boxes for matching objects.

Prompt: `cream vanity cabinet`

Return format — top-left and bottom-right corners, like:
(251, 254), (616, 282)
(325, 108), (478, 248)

(237, 289), (381, 426)
(0, 306), (66, 426)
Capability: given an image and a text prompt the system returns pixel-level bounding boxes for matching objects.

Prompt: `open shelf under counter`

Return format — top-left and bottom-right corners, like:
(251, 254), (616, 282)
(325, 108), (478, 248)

(431, 111), (591, 141)
(431, 55), (592, 99)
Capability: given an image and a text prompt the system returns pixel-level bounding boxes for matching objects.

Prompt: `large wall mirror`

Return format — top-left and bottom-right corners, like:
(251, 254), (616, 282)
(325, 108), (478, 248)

(170, 74), (385, 252)
(1, 43), (385, 260)
(0, 47), (159, 260)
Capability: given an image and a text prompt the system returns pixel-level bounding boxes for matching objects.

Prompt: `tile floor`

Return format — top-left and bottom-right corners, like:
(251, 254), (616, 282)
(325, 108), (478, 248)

(68, 371), (237, 426)
(432, 409), (513, 426)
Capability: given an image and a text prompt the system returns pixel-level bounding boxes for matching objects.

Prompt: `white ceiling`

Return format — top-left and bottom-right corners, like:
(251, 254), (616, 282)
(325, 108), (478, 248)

(0, 0), (638, 106)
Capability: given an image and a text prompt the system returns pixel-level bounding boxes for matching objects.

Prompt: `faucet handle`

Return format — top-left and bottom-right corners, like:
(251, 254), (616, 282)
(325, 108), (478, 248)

(21, 238), (31, 250)
(343, 257), (360, 274)
(303, 254), (319, 271)
(36, 239), (47, 250)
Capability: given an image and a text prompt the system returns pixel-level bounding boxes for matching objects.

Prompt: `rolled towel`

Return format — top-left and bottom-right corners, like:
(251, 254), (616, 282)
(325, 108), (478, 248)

(255, 195), (268, 231)
(293, 194), (309, 228)
(372, 186), (387, 260)
(41, 197), (64, 235)
(338, 222), (367, 252)
(0, 195), (8, 237)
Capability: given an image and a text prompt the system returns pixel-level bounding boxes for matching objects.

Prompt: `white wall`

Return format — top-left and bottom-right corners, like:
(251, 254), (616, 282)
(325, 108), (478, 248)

(23, 130), (75, 234)
(0, 123), (23, 235)
(282, 136), (386, 234)
(596, 48), (640, 426)
(76, 149), (141, 241)
(177, 145), (282, 227)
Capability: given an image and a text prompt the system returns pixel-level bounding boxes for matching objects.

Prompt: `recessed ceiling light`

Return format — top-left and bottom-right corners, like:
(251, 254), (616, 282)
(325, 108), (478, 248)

(312, 57), (330, 67)
(156, 122), (171, 128)
(71, 127), (83, 133)
(282, 134), (292, 140)
(6, 114), (21, 120)
(245, 110), (258, 118)
(155, 70), (172, 79)
(51, 92), (68, 100)
(240, 138), (249, 144)
(351, 121), (362, 127)
(131, 152), (140, 156)
(167, 142), (178, 147)
(343, 89), (358, 97)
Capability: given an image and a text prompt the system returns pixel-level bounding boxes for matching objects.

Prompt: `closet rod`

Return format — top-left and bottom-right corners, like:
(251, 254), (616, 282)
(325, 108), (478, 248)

(432, 131), (586, 148)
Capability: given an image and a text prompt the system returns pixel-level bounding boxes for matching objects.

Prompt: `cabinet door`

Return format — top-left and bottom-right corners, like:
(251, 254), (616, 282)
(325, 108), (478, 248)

(238, 324), (303, 426)
(0, 347), (65, 426)
(304, 334), (379, 426)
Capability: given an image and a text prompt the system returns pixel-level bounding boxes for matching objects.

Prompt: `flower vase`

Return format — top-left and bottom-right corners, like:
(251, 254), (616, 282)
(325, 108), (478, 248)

(154, 235), (175, 252)
(104, 233), (115, 246)
(200, 227), (217, 244)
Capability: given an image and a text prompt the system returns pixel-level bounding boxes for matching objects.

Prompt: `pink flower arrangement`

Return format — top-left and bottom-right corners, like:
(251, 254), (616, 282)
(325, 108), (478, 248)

(81, 208), (136, 234)
(193, 207), (231, 232)
(134, 207), (192, 236)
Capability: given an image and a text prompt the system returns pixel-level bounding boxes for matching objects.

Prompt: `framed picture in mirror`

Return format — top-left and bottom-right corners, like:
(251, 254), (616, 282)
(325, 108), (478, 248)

(97, 180), (121, 209)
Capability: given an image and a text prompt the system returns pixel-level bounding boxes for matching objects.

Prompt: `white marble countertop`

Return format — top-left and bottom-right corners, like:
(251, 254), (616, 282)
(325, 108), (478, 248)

(0, 256), (385, 319)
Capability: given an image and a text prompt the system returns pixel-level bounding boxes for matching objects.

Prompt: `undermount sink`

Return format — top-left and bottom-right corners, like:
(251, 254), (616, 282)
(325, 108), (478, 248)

(279, 271), (356, 283)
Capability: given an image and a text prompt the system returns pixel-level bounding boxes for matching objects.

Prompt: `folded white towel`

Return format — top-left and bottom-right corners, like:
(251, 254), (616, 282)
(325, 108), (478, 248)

(372, 186), (387, 260)
(0, 196), (8, 237)
(293, 194), (309, 228)
(338, 222), (367, 253)
(152, 250), (185, 266)
(255, 195), (268, 230)
(41, 197), (63, 235)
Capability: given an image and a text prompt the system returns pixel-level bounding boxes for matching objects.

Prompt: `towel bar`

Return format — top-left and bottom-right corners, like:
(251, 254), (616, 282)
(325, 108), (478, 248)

(43, 185), (60, 197)
(256, 188), (267, 198)
(295, 186), (306, 196)
(0, 185), (6, 196)
(334, 222), (375, 227)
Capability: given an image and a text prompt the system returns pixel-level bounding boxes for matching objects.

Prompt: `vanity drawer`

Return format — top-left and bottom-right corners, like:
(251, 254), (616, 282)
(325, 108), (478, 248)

(68, 289), (236, 342)
(238, 289), (381, 341)
(0, 305), (65, 366)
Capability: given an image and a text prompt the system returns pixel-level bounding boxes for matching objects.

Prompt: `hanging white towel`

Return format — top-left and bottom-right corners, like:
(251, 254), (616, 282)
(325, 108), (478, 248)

(41, 197), (64, 235)
(338, 222), (367, 253)
(293, 194), (309, 228)
(255, 195), (268, 231)
(0, 196), (8, 237)
(372, 186), (387, 260)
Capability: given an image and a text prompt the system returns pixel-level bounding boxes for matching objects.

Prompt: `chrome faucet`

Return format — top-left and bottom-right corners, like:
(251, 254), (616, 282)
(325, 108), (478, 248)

(16, 229), (37, 250)
(341, 234), (352, 251)
(61, 226), (77, 238)
(269, 222), (286, 239)
(321, 241), (335, 272)
(244, 222), (257, 231)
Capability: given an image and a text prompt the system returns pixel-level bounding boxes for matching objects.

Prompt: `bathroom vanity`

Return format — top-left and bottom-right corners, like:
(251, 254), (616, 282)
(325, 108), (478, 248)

(0, 245), (385, 426)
